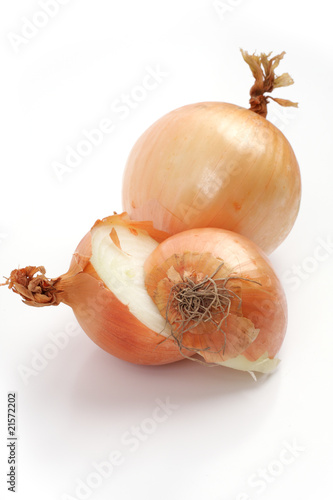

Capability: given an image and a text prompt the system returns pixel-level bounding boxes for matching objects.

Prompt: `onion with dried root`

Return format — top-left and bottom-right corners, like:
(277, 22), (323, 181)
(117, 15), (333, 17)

(2, 213), (287, 374)
(122, 50), (301, 254)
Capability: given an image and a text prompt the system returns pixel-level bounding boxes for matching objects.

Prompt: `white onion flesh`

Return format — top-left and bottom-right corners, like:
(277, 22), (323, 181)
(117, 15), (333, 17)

(90, 223), (170, 336)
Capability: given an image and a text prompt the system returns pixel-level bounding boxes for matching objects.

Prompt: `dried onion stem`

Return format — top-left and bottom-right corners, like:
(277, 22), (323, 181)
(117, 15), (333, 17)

(1, 266), (61, 307)
(240, 49), (298, 118)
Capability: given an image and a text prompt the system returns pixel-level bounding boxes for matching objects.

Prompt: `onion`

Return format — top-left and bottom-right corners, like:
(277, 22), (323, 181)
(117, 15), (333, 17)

(144, 227), (287, 373)
(2, 213), (184, 365)
(3, 213), (287, 374)
(122, 50), (301, 254)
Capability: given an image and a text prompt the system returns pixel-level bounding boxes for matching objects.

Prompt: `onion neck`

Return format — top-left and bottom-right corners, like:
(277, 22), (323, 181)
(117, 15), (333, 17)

(240, 49), (298, 118)
(2, 266), (62, 307)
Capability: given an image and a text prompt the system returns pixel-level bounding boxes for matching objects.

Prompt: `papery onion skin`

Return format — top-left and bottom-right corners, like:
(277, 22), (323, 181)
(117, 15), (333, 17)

(144, 227), (288, 365)
(56, 214), (186, 365)
(4, 213), (185, 366)
(122, 101), (301, 254)
(62, 259), (184, 365)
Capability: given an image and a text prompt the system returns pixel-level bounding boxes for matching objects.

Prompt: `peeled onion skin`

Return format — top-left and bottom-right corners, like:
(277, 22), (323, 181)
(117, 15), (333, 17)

(122, 101), (301, 254)
(3, 213), (185, 366)
(63, 241), (186, 365)
(144, 227), (288, 369)
(63, 257), (184, 366)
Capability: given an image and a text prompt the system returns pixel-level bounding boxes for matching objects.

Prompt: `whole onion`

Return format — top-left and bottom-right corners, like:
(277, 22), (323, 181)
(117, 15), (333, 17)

(122, 50), (301, 254)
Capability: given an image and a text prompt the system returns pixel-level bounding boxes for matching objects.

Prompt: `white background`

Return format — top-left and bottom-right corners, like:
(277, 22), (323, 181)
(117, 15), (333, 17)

(0, 1), (332, 499)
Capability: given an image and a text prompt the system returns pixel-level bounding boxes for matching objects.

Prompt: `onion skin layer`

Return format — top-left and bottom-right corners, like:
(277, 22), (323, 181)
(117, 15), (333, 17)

(144, 227), (288, 365)
(122, 102), (301, 254)
(63, 263), (184, 365)
(60, 214), (185, 365)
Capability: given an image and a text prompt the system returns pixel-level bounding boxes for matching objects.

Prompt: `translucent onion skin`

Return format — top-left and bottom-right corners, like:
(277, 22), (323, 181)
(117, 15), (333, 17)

(122, 102), (301, 254)
(144, 227), (288, 368)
